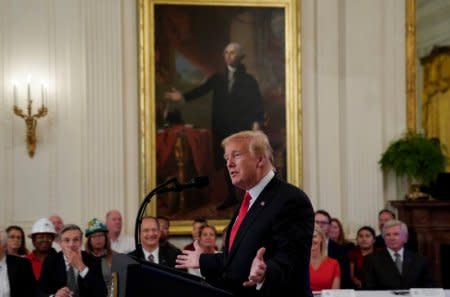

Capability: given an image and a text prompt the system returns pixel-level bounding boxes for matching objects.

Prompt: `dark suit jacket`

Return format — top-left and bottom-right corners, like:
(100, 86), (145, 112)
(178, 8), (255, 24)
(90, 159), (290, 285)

(6, 254), (37, 297)
(39, 251), (107, 297)
(184, 63), (264, 167)
(328, 239), (351, 288)
(128, 243), (182, 269)
(362, 248), (434, 290)
(199, 176), (314, 297)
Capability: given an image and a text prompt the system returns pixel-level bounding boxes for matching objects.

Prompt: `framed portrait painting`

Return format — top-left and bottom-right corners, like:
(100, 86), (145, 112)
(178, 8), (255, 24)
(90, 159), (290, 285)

(139, 0), (302, 234)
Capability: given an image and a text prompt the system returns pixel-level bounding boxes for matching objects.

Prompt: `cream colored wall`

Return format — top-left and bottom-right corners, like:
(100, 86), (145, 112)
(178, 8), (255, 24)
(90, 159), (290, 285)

(0, 0), (406, 242)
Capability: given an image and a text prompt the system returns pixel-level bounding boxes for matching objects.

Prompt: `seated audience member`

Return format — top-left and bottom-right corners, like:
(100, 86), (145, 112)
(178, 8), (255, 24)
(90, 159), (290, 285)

(329, 218), (355, 251)
(315, 210), (351, 288)
(183, 217), (207, 251)
(105, 209), (135, 253)
(157, 215), (181, 253)
(348, 226), (376, 289)
(85, 218), (116, 297)
(188, 224), (219, 277)
(374, 209), (395, 249)
(48, 214), (64, 252)
(309, 227), (341, 291)
(128, 216), (182, 269)
(363, 219), (434, 290)
(26, 218), (57, 280)
(6, 225), (29, 256)
(39, 224), (107, 297)
(0, 228), (37, 297)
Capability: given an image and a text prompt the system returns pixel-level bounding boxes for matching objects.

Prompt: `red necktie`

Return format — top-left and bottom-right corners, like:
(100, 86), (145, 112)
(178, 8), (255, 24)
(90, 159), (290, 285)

(228, 192), (251, 251)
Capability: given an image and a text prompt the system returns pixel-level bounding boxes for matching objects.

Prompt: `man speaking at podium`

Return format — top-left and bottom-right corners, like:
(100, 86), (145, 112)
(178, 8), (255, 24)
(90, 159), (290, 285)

(176, 130), (314, 297)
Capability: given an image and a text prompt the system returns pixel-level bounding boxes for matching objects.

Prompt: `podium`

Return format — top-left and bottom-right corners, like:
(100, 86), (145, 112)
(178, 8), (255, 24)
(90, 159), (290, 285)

(112, 254), (233, 297)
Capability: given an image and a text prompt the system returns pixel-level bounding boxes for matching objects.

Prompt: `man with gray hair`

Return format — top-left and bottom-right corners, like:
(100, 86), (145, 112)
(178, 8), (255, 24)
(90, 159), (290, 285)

(165, 42), (264, 210)
(0, 228), (37, 297)
(362, 219), (434, 290)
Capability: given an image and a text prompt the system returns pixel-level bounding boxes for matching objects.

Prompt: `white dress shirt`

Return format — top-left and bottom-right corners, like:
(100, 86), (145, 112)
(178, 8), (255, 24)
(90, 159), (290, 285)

(142, 246), (159, 264)
(0, 256), (11, 297)
(111, 233), (135, 253)
(387, 247), (404, 263)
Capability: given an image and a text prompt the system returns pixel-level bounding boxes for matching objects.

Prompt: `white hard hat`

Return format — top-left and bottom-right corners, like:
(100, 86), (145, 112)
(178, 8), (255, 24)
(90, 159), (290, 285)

(28, 218), (56, 238)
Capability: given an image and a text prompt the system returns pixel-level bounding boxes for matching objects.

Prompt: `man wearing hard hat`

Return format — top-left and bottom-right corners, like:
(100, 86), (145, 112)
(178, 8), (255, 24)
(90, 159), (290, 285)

(25, 217), (57, 280)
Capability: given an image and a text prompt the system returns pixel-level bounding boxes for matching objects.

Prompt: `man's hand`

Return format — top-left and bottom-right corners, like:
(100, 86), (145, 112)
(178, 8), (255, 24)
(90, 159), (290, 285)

(63, 248), (86, 272)
(55, 287), (73, 297)
(175, 240), (203, 269)
(164, 88), (184, 101)
(243, 247), (266, 287)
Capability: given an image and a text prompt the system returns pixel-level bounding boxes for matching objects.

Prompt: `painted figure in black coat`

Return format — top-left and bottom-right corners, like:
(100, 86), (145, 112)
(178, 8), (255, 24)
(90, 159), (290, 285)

(165, 42), (264, 210)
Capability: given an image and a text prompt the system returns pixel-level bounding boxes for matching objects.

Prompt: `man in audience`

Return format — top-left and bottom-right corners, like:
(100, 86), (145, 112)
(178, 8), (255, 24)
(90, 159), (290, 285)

(363, 219), (433, 290)
(0, 228), (37, 297)
(48, 214), (64, 252)
(374, 209), (395, 249)
(39, 224), (107, 297)
(26, 218), (57, 280)
(183, 217), (207, 251)
(314, 210), (351, 289)
(157, 215), (181, 253)
(128, 216), (181, 269)
(105, 209), (135, 253)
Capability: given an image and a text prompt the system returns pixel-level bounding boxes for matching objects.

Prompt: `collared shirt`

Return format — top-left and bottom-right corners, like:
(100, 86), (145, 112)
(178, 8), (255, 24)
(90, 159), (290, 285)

(63, 255), (89, 279)
(142, 246), (159, 264)
(0, 256), (10, 297)
(387, 247), (404, 263)
(111, 234), (135, 253)
(247, 170), (275, 210)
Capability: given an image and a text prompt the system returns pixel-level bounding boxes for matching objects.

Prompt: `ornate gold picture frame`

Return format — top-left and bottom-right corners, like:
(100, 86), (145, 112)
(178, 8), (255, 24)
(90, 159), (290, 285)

(139, 0), (302, 235)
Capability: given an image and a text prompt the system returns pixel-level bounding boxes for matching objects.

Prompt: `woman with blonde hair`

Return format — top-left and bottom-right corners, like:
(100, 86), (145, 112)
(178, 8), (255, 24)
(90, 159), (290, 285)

(309, 227), (341, 291)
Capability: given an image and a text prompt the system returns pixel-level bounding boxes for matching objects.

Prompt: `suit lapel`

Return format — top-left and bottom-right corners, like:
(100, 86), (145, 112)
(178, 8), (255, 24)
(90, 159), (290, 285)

(382, 249), (402, 277)
(227, 177), (279, 259)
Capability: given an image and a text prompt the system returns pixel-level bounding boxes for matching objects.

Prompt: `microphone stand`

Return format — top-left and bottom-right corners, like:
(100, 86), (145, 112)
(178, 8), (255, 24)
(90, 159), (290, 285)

(134, 177), (177, 247)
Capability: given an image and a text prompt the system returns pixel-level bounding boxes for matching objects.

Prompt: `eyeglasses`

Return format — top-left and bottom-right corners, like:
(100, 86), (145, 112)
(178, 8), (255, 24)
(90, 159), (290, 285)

(315, 220), (330, 225)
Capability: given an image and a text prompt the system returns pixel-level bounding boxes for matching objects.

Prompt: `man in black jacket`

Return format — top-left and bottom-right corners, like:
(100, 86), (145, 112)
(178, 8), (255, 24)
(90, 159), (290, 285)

(165, 42), (264, 210)
(39, 224), (107, 297)
(129, 216), (182, 269)
(363, 219), (434, 290)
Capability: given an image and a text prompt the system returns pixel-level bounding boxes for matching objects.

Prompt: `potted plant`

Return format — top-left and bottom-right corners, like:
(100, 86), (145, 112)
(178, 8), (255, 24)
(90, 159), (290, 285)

(379, 130), (448, 199)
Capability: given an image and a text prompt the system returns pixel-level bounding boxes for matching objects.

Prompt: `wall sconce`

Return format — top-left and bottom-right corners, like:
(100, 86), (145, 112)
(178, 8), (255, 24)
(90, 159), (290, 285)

(13, 78), (48, 158)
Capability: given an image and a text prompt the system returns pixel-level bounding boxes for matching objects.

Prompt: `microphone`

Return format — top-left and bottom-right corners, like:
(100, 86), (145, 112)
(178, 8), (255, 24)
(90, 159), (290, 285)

(171, 176), (209, 192)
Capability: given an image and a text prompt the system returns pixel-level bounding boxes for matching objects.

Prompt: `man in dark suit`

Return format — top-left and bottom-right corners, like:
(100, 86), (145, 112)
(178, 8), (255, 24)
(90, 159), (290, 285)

(39, 224), (107, 297)
(165, 42), (264, 210)
(363, 219), (434, 290)
(129, 216), (181, 269)
(0, 229), (37, 297)
(176, 130), (314, 297)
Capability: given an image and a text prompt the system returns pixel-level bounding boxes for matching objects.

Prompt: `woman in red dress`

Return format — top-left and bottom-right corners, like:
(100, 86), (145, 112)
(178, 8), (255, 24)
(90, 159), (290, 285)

(309, 227), (341, 291)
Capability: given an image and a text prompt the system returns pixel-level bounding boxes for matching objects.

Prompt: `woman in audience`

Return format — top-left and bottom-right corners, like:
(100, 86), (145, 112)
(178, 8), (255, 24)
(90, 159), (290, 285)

(348, 226), (376, 289)
(329, 218), (355, 251)
(310, 227), (341, 291)
(85, 218), (116, 296)
(6, 225), (28, 256)
(188, 224), (219, 277)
